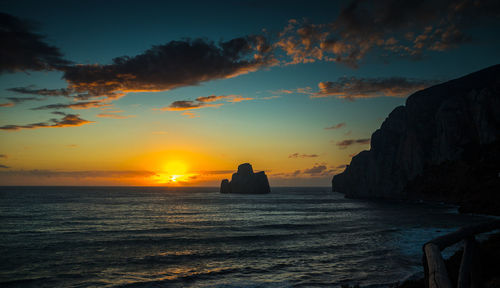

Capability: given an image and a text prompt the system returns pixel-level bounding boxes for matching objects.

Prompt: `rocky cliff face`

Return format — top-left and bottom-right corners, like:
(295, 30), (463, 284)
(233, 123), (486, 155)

(220, 163), (271, 194)
(332, 64), (500, 200)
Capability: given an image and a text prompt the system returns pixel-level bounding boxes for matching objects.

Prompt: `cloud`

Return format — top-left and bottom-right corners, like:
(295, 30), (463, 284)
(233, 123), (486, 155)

(336, 138), (370, 149)
(195, 170), (233, 175)
(165, 100), (222, 111)
(325, 122), (346, 130)
(160, 94), (254, 116)
(0, 169), (156, 178)
(0, 112), (93, 131)
(8, 97), (44, 103)
(0, 12), (71, 73)
(96, 113), (136, 119)
(288, 153), (319, 158)
(32, 100), (110, 110)
(195, 95), (228, 103)
(7, 87), (72, 97)
(312, 77), (436, 100)
(182, 111), (199, 118)
(270, 163), (338, 179)
(275, 0), (500, 67)
(0, 96), (45, 107)
(261, 95), (281, 100)
(62, 36), (276, 100)
(303, 165), (328, 174)
(227, 96), (254, 103)
(0, 164), (9, 169)
(0, 154), (7, 158)
(270, 87), (313, 95)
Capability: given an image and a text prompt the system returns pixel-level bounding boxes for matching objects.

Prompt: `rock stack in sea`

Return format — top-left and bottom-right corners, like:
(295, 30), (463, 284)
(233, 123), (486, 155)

(332, 64), (500, 214)
(220, 163), (271, 194)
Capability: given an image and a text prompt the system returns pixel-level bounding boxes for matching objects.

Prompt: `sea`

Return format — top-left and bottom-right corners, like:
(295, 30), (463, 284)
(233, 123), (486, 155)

(0, 186), (495, 287)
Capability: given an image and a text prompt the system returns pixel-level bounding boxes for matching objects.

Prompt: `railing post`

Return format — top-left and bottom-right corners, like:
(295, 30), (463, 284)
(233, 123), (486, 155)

(424, 243), (453, 288)
(458, 237), (474, 288)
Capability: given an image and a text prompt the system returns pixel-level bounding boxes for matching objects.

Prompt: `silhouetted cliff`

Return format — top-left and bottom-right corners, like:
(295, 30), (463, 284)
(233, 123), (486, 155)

(332, 64), (500, 213)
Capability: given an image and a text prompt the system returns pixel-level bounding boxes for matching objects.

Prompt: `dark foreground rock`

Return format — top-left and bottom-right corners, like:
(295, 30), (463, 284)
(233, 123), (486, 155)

(220, 163), (271, 194)
(332, 64), (500, 214)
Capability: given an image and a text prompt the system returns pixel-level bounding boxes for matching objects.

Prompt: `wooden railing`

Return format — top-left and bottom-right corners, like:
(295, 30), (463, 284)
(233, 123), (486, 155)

(423, 220), (500, 288)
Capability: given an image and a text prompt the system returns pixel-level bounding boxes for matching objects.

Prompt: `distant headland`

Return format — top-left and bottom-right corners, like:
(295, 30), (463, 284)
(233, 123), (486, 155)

(220, 163), (271, 194)
(332, 64), (500, 215)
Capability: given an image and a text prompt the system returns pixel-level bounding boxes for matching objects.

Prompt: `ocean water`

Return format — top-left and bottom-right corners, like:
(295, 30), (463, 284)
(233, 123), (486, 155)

(0, 186), (493, 287)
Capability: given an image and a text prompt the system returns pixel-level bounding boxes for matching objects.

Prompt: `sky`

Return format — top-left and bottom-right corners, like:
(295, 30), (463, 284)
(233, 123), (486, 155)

(0, 0), (499, 186)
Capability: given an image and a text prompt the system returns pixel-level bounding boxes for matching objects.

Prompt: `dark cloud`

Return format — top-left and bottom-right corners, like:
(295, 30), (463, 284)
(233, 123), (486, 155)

(63, 36), (276, 100)
(196, 95), (228, 103)
(276, 0), (500, 66)
(0, 113), (93, 131)
(32, 100), (109, 110)
(313, 77), (436, 100)
(325, 122), (346, 130)
(288, 153), (319, 158)
(0, 12), (71, 73)
(336, 138), (370, 149)
(8, 87), (72, 97)
(0, 164), (9, 169)
(166, 100), (218, 111)
(0, 154), (7, 158)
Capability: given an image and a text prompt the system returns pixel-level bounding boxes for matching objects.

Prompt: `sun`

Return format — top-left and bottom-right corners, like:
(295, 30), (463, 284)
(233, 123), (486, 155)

(154, 161), (192, 185)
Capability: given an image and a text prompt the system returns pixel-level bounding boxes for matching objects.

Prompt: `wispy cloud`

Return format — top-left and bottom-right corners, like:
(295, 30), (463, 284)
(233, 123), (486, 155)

(325, 122), (346, 130)
(0, 102), (15, 107)
(0, 169), (156, 178)
(270, 87), (312, 95)
(96, 113), (136, 119)
(160, 94), (254, 116)
(288, 153), (319, 158)
(0, 112), (93, 131)
(7, 87), (72, 97)
(32, 100), (110, 110)
(312, 77), (436, 100)
(336, 138), (370, 149)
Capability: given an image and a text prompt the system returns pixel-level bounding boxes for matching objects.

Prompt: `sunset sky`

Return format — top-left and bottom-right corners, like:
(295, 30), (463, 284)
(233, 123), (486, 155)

(1, 0), (499, 186)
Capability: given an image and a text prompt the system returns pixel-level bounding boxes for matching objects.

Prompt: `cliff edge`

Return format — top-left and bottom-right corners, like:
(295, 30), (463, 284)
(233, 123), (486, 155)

(332, 64), (500, 212)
